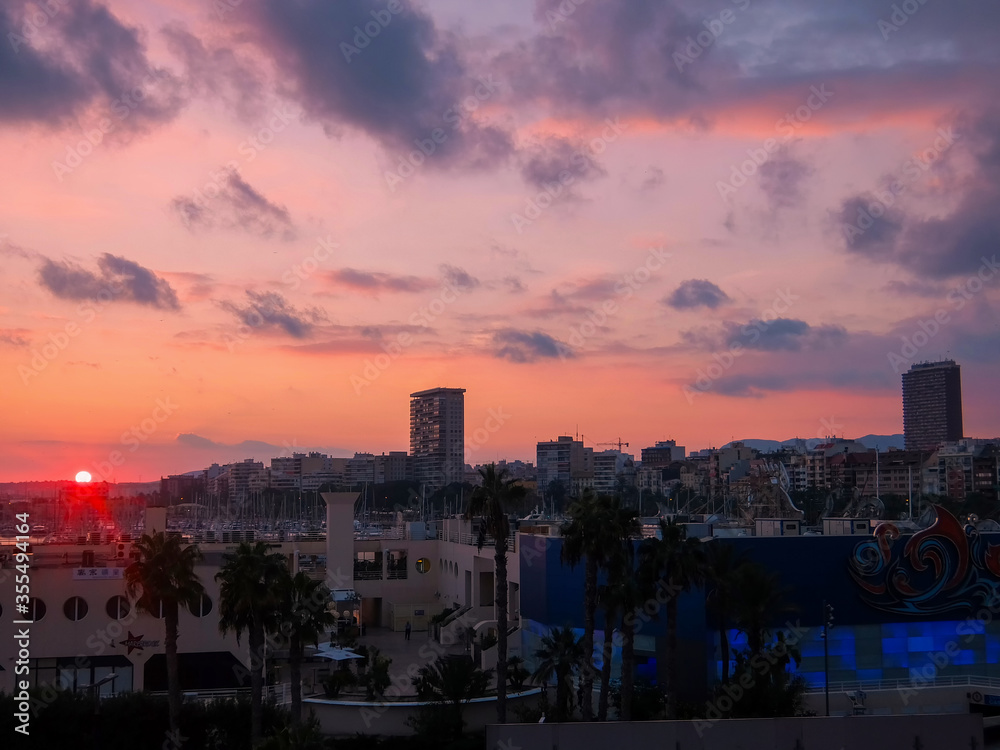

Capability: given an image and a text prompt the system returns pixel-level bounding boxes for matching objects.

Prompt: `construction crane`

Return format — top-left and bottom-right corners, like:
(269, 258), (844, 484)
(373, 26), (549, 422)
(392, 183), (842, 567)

(596, 438), (629, 451)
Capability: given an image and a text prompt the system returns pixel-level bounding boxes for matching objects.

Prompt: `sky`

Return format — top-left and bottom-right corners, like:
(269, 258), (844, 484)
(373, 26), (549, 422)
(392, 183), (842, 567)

(2, 0), (999, 482)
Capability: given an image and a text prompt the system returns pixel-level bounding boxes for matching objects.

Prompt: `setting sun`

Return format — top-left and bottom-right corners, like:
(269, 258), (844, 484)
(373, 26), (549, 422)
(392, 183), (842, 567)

(75, 470), (92, 483)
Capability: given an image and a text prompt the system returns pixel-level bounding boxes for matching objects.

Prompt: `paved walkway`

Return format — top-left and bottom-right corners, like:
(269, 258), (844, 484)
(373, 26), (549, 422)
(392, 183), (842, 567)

(339, 627), (471, 698)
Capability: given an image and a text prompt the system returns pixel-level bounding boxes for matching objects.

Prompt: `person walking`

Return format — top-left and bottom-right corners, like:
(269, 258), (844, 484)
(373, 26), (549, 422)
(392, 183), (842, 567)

(404, 621), (411, 641)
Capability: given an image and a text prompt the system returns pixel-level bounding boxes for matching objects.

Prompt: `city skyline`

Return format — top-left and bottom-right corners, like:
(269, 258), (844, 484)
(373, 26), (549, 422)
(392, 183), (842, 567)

(2, 0), (1000, 482)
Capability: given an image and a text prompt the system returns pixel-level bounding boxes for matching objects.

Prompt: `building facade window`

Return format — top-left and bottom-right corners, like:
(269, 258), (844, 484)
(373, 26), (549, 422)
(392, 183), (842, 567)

(354, 550), (382, 580)
(106, 596), (131, 620)
(193, 594), (213, 617)
(27, 597), (46, 621)
(63, 596), (89, 621)
(387, 550), (408, 580)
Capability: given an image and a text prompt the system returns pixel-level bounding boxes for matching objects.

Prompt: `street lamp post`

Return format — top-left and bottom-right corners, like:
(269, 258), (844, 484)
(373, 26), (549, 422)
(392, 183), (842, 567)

(822, 601), (834, 716)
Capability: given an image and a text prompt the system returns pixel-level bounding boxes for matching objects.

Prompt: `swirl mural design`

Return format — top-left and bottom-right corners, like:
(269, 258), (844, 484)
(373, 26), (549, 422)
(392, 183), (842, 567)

(849, 505), (1000, 616)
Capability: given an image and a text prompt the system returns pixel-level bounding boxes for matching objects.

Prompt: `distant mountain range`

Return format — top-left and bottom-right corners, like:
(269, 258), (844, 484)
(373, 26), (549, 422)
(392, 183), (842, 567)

(723, 434), (906, 452)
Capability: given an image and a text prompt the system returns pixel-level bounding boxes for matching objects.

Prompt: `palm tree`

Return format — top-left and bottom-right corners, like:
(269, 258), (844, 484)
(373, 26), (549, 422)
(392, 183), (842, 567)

(596, 581), (619, 721)
(124, 531), (204, 736)
(276, 571), (336, 727)
(638, 518), (705, 718)
(595, 500), (640, 720)
(216, 541), (288, 747)
(465, 463), (526, 724)
(704, 541), (749, 684)
(614, 566), (647, 721)
(732, 562), (797, 658)
(531, 626), (586, 722)
(412, 655), (493, 739)
(560, 491), (622, 720)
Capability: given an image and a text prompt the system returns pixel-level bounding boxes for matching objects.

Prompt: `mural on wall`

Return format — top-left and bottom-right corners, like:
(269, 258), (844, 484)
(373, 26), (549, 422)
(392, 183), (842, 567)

(849, 505), (1000, 616)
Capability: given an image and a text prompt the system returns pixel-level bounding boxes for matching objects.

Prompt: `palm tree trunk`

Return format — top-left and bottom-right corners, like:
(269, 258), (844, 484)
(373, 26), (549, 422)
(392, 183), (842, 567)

(165, 603), (181, 735)
(555, 668), (569, 722)
(597, 617), (613, 720)
(719, 614), (730, 685)
(249, 623), (264, 746)
(495, 535), (508, 724)
(621, 623), (635, 721)
(290, 632), (302, 727)
(666, 595), (678, 719)
(581, 556), (597, 721)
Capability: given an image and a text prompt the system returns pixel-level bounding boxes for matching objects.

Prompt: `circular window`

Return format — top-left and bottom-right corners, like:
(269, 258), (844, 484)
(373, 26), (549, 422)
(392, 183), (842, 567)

(106, 596), (131, 620)
(193, 594), (212, 617)
(64, 596), (89, 621)
(28, 597), (46, 622)
(415, 558), (431, 574)
(149, 597), (165, 618)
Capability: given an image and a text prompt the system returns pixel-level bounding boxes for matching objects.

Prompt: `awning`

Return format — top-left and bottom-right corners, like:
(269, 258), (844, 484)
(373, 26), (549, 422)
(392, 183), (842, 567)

(311, 646), (363, 662)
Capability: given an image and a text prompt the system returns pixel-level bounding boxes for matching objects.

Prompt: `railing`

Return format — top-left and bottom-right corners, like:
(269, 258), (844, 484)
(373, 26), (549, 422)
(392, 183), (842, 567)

(441, 604), (472, 628)
(441, 532), (516, 551)
(807, 675), (1000, 693)
(149, 684), (289, 704)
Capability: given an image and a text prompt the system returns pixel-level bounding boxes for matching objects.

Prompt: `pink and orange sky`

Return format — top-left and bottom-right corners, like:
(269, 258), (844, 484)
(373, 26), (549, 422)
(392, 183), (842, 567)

(2, 0), (999, 482)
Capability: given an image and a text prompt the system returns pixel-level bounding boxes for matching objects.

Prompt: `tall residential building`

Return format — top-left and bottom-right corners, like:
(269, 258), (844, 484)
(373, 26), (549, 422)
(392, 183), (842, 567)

(410, 387), (466, 490)
(536, 436), (593, 491)
(902, 361), (964, 451)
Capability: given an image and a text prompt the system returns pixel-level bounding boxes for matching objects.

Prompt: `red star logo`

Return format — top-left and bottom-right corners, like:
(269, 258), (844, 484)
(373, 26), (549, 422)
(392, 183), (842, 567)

(120, 631), (145, 654)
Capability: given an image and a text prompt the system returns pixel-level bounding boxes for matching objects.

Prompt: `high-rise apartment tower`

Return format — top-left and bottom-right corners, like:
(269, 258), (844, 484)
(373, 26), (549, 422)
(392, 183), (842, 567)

(410, 387), (466, 490)
(902, 360), (963, 450)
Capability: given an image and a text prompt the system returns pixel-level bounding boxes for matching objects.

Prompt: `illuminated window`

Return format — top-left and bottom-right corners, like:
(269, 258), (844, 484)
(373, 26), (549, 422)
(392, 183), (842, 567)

(415, 558), (431, 574)
(64, 596), (89, 622)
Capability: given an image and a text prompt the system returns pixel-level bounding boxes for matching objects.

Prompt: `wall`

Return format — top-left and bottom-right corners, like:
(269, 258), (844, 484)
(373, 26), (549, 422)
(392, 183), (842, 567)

(486, 714), (983, 750)
(307, 688), (542, 736)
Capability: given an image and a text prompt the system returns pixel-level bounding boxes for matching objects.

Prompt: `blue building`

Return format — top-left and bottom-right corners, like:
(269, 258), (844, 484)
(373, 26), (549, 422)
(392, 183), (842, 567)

(519, 506), (1000, 705)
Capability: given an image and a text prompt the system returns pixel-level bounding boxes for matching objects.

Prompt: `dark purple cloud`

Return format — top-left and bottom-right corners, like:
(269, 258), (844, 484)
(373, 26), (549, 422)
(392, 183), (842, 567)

(220, 290), (326, 338)
(326, 269), (436, 294)
(493, 328), (569, 362)
(38, 254), (180, 309)
(835, 111), (1000, 277)
(0, 0), (182, 129)
(171, 171), (296, 240)
(665, 279), (730, 310)
(233, 0), (514, 168)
